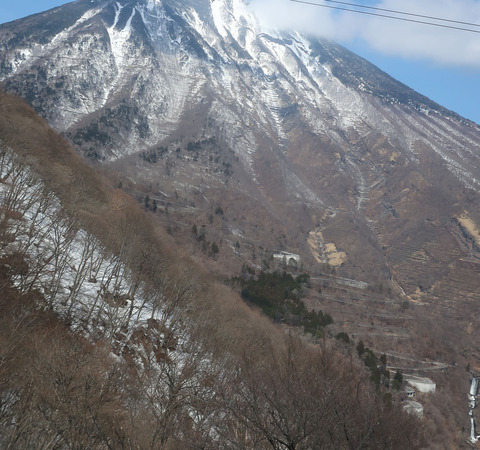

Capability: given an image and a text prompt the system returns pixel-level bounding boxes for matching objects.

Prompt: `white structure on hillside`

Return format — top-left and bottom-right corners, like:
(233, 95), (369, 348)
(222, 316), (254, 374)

(468, 376), (479, 444)
(405, 376), (436, 393)
(273, 251), (301, 265)
(403, 400), (423, 418)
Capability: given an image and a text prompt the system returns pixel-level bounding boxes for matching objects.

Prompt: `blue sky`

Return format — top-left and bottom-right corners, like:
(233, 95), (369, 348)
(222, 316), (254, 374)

(1, 0), (479, 125)
(0, 1), (68, 24)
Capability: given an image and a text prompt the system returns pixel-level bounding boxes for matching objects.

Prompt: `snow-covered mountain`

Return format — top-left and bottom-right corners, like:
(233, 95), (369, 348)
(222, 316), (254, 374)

(1, 0), (474, 163)
(2, 3), (480, 444)
(2, 0), (480, 308)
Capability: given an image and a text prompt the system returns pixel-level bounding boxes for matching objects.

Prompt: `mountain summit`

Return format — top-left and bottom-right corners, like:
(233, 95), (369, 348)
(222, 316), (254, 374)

(1, 0), (465, 158)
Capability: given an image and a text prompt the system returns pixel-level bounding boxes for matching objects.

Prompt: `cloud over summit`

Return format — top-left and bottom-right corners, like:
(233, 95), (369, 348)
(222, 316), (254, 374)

(250, 0), (480, 68)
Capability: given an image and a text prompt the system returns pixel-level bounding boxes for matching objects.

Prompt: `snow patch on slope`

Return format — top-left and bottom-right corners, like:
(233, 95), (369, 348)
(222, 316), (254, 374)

(0, 145), (166, 339)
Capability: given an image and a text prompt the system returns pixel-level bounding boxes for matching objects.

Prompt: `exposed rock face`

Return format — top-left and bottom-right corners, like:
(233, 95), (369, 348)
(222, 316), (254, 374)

(1, 0), (480, 316)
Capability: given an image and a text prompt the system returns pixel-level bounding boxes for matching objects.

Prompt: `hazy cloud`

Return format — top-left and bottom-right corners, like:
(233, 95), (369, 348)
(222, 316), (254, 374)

(249, 0), (480, 68)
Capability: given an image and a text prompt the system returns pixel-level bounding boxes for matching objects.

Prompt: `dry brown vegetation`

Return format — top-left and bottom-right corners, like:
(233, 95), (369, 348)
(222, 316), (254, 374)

(0, 90), (424, 448)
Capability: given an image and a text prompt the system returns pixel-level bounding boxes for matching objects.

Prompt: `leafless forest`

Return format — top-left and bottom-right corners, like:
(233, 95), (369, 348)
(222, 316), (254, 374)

(0, 90), (425, 448)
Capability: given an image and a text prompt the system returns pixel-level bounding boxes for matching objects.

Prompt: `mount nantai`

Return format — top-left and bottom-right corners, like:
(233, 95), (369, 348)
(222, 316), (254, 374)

(2, 0), (480, 331)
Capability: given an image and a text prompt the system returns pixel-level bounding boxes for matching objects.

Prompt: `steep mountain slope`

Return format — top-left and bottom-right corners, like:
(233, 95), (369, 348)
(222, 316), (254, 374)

(0, 90), (424, 449)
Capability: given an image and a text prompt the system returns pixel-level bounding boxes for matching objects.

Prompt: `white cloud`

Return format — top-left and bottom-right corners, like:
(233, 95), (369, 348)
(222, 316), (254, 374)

(249, 0), (480, 68)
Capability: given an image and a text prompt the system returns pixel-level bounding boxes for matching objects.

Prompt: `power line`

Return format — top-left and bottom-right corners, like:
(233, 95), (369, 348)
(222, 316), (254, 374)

(321, 0), (480, 28)
(289, 0), (480, 34)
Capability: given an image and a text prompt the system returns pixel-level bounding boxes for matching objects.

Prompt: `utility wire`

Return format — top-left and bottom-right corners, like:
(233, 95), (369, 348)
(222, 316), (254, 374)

(321, 0), (480, 28)
(289, 0), (480, 34)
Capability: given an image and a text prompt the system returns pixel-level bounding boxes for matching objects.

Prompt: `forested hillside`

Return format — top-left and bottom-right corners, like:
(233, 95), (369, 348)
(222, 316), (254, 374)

(0, 90), (422, 448)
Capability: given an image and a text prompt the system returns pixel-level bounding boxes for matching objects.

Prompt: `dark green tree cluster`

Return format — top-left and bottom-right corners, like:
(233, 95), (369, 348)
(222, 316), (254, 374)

(232, 271), (333, 336)
(357, 340), (390, 388)
(335, 331), (350, 344)
(392, 370), (404, 390)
